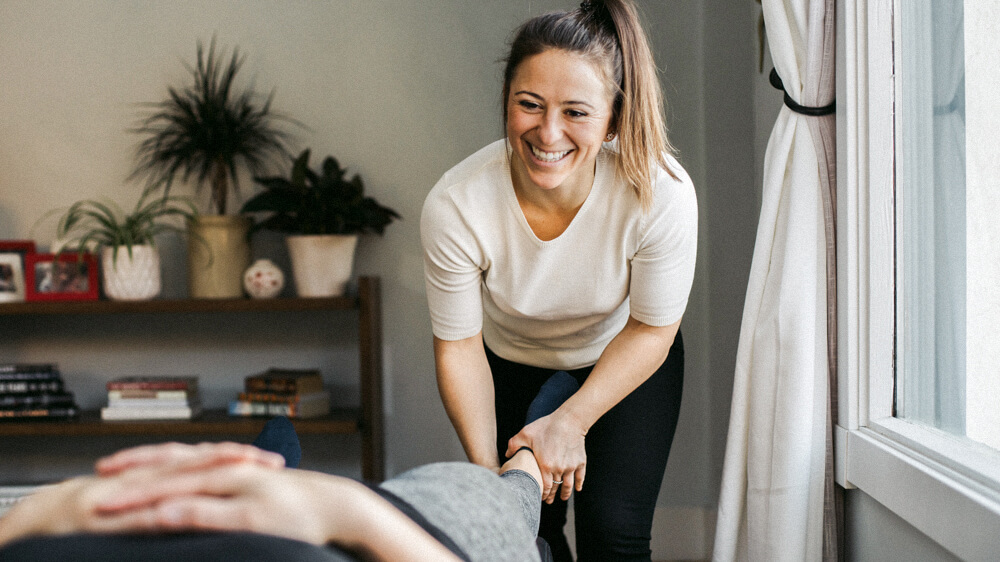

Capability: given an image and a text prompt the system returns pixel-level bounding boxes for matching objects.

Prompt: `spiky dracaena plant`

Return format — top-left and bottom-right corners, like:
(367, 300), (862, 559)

(54, 194), (199, 265)
(241, 149), (400, 236)
(130, 38), (296, 215)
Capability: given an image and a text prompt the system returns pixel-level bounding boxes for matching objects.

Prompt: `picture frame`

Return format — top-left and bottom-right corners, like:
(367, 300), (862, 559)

(0, 240), (36, 257)
(0, 253), (27, 303)
(24, 253), (99, 302)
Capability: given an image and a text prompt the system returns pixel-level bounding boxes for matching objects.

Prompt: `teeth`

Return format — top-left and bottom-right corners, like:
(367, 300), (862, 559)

(530, 144), (570, 162)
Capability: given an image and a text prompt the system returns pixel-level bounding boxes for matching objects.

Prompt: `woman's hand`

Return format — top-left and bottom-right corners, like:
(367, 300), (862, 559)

(95, 441), (286, 476)
(506, 409), (587, 503)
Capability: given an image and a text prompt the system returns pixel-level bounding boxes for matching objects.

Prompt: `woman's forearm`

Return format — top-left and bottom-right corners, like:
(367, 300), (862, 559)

(433, 334), (500, 469)
(558, 316), (681, 433)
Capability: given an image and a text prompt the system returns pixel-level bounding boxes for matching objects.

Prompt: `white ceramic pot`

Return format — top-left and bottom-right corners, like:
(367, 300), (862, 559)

(243, 259), (285, 299)
(101, 245), (161, 301)
(285, 234), (359, 297)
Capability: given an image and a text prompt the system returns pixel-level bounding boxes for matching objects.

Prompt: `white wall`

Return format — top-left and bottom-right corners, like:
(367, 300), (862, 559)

(0, 2), (766, 557)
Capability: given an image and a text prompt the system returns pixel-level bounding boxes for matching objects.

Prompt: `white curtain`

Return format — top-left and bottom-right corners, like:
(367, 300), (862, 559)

(713, 0), (838, 560)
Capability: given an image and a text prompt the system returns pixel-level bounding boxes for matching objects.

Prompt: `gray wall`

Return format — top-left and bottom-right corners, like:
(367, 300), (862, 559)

(846, 490), (960, 562)
(0, 0), (764, 527)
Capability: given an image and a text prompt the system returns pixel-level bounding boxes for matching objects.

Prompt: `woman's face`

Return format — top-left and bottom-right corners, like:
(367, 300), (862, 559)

(506, 49), (615, 195)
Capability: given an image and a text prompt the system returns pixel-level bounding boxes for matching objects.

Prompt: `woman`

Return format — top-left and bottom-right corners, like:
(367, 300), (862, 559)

(420, 1), (697, 560)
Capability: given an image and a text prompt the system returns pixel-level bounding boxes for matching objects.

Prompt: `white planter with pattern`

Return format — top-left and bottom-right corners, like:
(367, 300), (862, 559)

(101, 245), (161, 301)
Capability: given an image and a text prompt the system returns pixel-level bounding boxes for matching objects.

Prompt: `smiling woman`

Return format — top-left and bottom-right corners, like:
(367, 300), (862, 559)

(419, 1), (698, 560)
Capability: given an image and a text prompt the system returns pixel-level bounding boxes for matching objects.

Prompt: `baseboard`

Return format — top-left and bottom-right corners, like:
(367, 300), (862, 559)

(565, 505), (716, 561)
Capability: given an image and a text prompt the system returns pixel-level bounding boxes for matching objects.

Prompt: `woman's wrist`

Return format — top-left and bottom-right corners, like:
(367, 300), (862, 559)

(554, 397), (595, 437)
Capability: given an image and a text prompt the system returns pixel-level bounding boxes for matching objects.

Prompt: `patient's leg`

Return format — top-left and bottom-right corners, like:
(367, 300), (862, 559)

(500, 370), (581, 489)
(252, 416), (302, 468)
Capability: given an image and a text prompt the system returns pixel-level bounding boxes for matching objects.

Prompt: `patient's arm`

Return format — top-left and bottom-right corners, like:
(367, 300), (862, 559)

(95, 440), (285, 475)
(0, 451), (460, 562)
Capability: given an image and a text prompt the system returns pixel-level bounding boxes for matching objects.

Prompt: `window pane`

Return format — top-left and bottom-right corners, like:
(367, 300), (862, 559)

(896, 2), (972, 440)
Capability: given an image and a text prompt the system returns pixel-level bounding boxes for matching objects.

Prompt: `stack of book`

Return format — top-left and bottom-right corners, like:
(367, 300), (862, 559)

(101, 376), (201, 420)
(228, 368), (330, 419)
(0, 363), (79, 420)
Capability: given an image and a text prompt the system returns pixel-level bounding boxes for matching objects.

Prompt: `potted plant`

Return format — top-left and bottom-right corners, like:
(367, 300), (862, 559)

(130, 37), (297, 299)
(52, 194), (198, 301)
(240, 149), (400, 297)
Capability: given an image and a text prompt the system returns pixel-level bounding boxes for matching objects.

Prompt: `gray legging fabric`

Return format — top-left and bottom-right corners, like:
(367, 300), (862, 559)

(379, 462), (542, 562)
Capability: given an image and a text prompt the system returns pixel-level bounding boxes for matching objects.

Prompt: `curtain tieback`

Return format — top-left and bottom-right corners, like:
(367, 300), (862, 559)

(769, 68), (836, 116)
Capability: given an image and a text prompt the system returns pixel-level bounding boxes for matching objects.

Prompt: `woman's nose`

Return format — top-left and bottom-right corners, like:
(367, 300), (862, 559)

(537, 112), (563, 145)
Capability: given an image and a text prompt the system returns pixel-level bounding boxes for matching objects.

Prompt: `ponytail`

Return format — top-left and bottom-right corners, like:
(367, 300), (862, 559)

(503, 0), (677, 211)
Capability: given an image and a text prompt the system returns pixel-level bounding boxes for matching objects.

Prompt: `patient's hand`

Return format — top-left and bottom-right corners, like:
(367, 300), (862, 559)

(94, 463), (354, 546)
(96, 441), (285, 476)
(0, 461), (342, 548)
(0, 473), (149, 547)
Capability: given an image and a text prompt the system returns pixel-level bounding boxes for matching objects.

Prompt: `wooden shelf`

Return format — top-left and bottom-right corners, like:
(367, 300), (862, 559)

(0, 408), (360, 437)
(0, 296), (357, 316)
(0, 276), (385, 482)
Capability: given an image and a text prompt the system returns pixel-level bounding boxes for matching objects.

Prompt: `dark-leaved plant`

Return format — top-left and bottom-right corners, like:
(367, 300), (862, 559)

(241, 149), (400, 236)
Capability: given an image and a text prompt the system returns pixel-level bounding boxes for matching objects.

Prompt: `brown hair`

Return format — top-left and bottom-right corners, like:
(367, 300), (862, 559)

(502, 0), (677, 210)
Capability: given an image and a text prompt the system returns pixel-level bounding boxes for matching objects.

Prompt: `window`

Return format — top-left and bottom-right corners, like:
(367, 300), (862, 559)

(895, 1), (1000, 451)
(838, 0), (1000, 558)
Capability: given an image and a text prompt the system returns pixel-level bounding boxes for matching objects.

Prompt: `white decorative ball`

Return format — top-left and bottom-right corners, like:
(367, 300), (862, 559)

(243, 259), (284, 299)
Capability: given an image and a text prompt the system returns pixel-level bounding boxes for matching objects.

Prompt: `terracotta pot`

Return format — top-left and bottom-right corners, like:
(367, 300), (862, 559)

(101, 245), (161, 301)
(187, 215), (252, 299)
(285, 234), (358, 297)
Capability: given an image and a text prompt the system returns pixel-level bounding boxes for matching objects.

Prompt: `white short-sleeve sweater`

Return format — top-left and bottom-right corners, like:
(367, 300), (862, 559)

(421, 140), (697, 370)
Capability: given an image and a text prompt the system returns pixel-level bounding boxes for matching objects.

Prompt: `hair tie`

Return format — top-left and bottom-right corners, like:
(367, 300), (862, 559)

(580, 1), (594, 11)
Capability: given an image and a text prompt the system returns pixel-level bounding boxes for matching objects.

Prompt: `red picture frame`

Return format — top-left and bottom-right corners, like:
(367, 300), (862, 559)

(0, 240), (36, 255)
(24, 253), (99, 302)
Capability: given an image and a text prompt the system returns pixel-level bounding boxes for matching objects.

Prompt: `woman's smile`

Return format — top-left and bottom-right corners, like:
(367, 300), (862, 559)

(528, 143), (573, 164)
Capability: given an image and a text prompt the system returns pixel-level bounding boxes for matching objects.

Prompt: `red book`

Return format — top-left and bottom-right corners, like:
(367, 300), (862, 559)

(106, 377), (199, 391)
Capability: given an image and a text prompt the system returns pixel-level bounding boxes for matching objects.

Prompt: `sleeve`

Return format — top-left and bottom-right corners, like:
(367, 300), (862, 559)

(420, 182), (485, 341)
(628, 161), (699, 327)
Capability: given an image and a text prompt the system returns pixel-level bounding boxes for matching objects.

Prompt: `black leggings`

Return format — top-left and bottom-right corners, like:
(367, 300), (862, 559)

(489, 331), (684, 562)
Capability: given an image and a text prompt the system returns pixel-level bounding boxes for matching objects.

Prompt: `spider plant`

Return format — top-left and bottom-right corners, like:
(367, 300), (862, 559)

(130, 37), (297, 215)
(54, 194), (199, 265)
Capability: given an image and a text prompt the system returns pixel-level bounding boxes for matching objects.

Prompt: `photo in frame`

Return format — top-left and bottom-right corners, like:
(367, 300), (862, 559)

(0, 240), (36, 257)
(24, 253), (99, 302)
(0, 253), (27, 302)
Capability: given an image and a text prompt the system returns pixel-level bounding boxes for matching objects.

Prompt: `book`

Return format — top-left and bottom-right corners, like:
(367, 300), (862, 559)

(0, 392), (76, 409)
(0, 366), (60, 382)
(0, 406), (79, 420)
(228, 390), (330, 419)
(244, 368), (323, 394)
(106, 397), (198, 408)
(0, 380), (63, 394)
(0, 364), (56, 375)
(236, 390), (325, 404)
(107, 389), (192, 401)
(100, 404), (201, 421)
(105, 377), (199, 391)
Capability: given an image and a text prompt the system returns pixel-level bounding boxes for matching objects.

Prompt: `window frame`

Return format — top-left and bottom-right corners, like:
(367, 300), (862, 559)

(836, 0), (1000, 559)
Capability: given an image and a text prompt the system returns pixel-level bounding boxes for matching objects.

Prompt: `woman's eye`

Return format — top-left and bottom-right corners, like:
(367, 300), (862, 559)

(518, 100), (541, 110)
(566, 110), (587, 118)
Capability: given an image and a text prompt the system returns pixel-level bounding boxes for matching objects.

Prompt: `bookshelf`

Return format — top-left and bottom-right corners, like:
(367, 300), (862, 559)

(0, 276), (385, 482)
